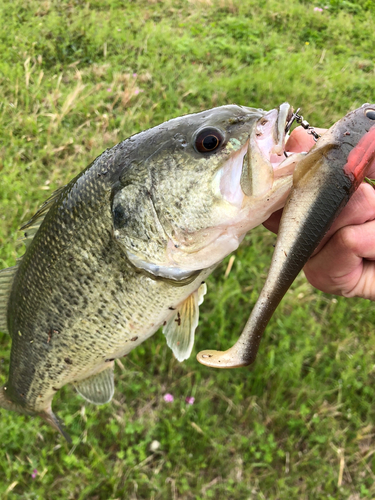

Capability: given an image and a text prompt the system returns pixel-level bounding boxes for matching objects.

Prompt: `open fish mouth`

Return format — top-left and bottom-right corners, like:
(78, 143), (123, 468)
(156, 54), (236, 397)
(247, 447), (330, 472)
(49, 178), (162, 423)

(238, 102), (301, 201)
(252, 102), (322, 179)
(253, 102), (300, 177)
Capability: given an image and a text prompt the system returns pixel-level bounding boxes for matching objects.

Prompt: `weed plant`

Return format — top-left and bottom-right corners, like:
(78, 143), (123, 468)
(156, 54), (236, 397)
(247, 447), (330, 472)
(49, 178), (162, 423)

(1, 1), (375, 498)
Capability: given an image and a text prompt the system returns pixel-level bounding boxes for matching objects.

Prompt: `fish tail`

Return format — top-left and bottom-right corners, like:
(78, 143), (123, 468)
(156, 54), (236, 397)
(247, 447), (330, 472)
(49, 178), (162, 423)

(39, 409), (72, 444)
(0, 386), (71, 443)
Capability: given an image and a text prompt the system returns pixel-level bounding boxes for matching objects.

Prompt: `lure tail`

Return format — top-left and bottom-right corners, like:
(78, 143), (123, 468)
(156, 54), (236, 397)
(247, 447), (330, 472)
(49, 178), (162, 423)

(0, 386), (71, 443)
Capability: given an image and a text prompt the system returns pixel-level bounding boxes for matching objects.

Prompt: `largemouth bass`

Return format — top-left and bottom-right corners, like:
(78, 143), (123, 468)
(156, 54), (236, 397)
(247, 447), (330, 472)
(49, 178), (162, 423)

(0, 103), (301, 440)
(197, 103), (375, 369)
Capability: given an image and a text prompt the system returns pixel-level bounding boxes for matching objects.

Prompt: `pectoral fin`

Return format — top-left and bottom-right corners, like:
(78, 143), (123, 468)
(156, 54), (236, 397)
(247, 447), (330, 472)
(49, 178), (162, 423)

(74, 364), (114, 405)
(163, 283), (207, 362)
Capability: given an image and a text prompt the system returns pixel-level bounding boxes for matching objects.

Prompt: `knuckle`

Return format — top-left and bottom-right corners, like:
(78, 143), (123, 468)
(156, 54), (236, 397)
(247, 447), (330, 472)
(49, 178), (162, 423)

(335, 225), (359, 253)
(359, 182), (375, 214)
(303, 265), (327, 291)
(344, 183), (375, 224)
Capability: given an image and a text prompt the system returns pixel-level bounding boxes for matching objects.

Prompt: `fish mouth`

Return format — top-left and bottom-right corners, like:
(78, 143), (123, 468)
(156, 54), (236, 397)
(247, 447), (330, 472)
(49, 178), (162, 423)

(252, 102), (298, 176)
(238, 103), (299, 200)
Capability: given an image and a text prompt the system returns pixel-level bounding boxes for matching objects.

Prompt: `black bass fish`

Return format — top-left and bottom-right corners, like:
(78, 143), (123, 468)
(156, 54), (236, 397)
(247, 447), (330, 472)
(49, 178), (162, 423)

(0, 103), (301, 440)
(197, 103), (375, 369)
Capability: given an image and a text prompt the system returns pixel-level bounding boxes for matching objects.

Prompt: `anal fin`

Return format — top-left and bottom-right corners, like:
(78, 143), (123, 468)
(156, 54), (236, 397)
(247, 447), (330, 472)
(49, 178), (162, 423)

(163, 283), (207, 362)
(74, 364), (114, 405)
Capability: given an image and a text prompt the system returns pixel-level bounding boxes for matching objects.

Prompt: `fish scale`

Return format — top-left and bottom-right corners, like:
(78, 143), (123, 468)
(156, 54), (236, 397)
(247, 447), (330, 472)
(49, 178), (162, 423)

(10, 197), (213, 412)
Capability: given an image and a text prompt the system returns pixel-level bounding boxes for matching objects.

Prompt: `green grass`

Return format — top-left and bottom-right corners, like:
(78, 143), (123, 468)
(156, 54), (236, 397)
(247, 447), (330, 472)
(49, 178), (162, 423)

(1, 0), (375, 498)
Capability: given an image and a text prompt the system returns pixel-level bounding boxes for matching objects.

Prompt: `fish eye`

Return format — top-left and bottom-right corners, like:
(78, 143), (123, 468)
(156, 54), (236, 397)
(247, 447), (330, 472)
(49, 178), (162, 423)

(365, 109), (375, 120)
(194, 128), (224, 153)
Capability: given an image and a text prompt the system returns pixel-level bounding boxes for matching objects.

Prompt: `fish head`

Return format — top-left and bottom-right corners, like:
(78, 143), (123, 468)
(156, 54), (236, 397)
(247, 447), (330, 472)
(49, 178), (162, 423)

(112, 103), (299, 280)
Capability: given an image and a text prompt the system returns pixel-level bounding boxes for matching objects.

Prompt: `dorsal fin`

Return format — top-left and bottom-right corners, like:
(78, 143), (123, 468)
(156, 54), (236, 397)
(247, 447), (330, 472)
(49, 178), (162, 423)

(0, 186), (65, 335)
(0, 265), (18, 334)
(19, 186), (65, 249)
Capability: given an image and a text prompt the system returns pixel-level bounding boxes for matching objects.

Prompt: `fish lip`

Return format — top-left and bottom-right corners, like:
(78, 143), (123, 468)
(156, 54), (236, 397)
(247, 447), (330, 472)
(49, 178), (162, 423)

(285, 106), (295, 127)
(251, 103), (296, 173)
(274, 102), (293, 155)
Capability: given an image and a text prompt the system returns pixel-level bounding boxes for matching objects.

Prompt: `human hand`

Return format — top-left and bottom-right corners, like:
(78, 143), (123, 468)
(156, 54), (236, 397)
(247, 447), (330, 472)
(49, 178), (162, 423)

(264, 126), (375, 300)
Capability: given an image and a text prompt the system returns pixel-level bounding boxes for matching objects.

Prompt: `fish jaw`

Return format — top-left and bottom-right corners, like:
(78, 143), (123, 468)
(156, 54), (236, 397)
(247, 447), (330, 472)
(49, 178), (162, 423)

(153, 152), (296, 273)
(239, 104), (289, 198)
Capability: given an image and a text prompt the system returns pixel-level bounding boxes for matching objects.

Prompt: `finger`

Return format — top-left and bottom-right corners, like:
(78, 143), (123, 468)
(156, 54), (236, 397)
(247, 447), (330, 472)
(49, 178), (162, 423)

(312, 182), (375, 256)
(304, 219), (375, 299)
(263, 209), (282, 234)
(264, 140), (375, 240)
(354, 259), (375, 301)
(285, 126), (327, 153)
(264, 171), (375, 236)
(264, 127), (328, 233)
(365, 157), (375, 179)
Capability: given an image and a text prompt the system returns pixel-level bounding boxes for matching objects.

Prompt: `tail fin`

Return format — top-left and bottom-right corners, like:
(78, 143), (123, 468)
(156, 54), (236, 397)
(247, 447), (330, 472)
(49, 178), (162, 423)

(39, 409), (72, 444)
(0, 386), (71, 443)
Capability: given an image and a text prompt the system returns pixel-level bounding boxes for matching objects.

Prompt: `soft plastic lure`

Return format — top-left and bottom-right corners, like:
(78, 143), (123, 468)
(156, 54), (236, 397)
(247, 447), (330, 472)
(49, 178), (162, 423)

(197, 103), (375, 368)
